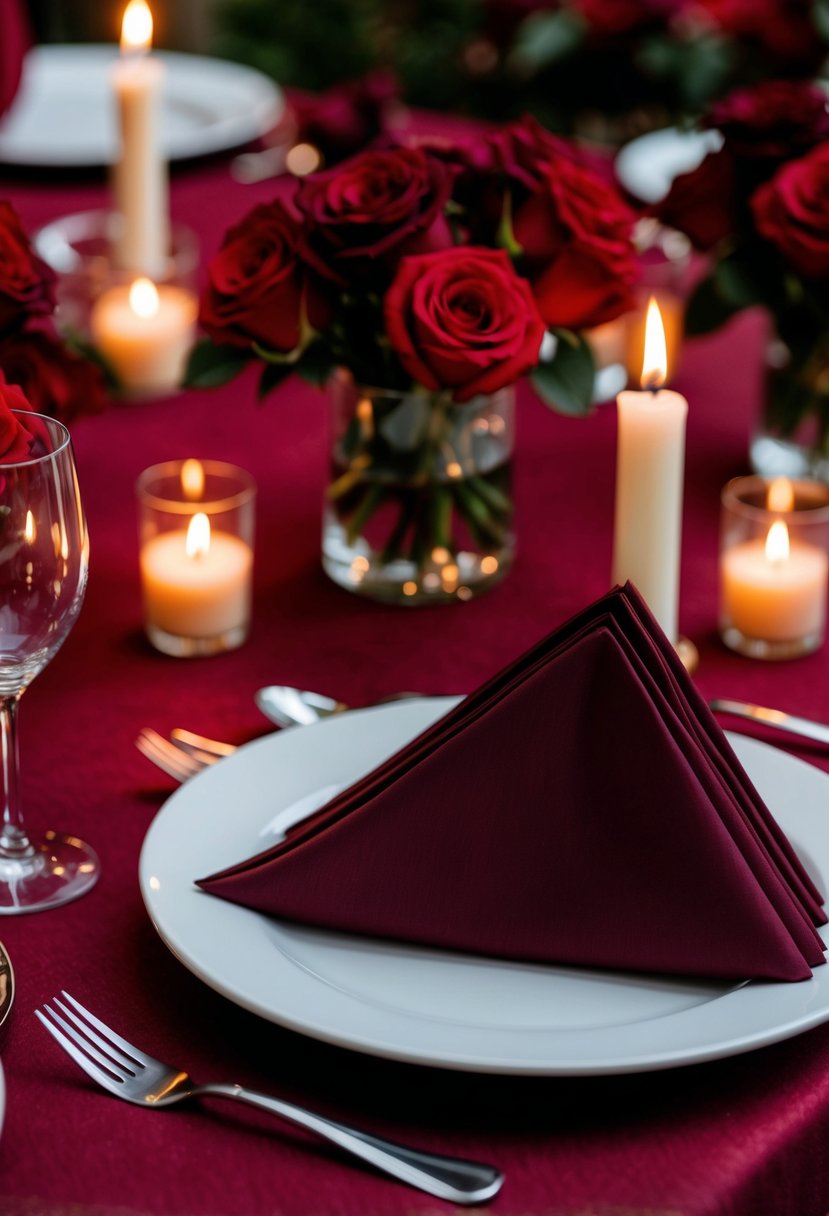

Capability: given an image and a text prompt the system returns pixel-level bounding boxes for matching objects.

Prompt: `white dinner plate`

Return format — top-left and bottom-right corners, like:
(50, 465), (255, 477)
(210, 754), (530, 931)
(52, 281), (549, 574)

(615, 125), (724, 204)
(140, 699), (829, 1075)
(0, 45), (283, 166)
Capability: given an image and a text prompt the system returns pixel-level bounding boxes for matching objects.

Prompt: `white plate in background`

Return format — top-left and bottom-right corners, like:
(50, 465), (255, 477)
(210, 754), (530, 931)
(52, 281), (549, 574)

(615, 125), (724, 204)
(0, 45), (284, 166)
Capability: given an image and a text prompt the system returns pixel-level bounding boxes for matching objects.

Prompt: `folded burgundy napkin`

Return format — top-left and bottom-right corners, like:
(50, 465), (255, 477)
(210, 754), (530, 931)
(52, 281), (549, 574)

(0, 0), (29, 121)
(198, 584), (826, 982)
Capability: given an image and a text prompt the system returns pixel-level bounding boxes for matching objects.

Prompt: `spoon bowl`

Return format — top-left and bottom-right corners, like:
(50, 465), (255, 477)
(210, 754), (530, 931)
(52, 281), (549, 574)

(254, 686), (346, 728)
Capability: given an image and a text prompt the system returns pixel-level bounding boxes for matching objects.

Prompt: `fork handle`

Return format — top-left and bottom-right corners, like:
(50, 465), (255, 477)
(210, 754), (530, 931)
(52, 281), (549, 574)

(195, 1082), (503, 1205)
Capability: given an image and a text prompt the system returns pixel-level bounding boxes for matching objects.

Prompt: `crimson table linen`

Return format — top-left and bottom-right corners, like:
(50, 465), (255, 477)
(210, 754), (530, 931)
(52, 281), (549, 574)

(4, 135), (829, 1216)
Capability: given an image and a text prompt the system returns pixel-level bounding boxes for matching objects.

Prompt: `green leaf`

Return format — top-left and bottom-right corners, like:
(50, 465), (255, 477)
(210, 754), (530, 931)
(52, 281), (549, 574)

(531, 331), (595, 416)
(496, 192), (523, 259)
(684, 273), (743, 336)
(183, 339), (251, 389)
(257, 361), (294, 401)
(815, 0), (829, 40)
(509, 9), (585, 73)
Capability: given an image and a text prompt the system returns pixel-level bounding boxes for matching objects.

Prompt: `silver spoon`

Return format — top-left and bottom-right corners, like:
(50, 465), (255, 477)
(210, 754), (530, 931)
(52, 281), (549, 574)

(255, 686), (424, 729)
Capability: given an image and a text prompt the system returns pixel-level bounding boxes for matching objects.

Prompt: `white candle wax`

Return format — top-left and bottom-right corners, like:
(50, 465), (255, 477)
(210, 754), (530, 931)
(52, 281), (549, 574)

(612, 388), (688, 641)
(111, 52), (169, 275)
(140, 529), (253, 639)
(721, 537), (828, 642)
(90, 282), (196, 393)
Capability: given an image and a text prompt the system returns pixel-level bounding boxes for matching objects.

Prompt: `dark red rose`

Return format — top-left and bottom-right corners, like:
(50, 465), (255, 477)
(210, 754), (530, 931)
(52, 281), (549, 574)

(697, 0), (823, 72)
(384, 247), (546, 403)
(0, 202), (56, 336)
(655, 148), (736, 250)
(513, 156), (639, 329)
(752, 144), (829, 280)
(575, 0), (686, 36)
(0, 329), (108, 422)
(0, 372), (38, 462)
(295, 146), (455, 286)
(707, 81), (829, 162)
(199, 200), (311, 351)
(292, 72), (398, 166)
(486, 115), (577, 194)
(0, 0), (29, 120)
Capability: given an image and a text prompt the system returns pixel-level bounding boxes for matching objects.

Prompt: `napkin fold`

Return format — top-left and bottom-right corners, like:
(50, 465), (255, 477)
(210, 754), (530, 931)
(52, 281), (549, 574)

(198, 584), (826, 982)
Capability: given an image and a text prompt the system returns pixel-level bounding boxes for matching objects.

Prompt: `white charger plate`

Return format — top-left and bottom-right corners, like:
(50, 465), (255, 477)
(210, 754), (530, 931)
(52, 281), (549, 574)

(615, 126), (724, 204)
(139, 699), (829, 1075)
(0, 45), (283, 166)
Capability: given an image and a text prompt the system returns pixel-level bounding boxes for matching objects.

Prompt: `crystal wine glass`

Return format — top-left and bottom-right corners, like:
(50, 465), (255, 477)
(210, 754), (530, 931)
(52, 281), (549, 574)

(0, 411), (98, 913)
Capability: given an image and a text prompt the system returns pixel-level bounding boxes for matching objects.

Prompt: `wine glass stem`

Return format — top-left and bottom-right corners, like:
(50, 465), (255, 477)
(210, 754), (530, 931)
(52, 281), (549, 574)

(0, 694), (34, 861)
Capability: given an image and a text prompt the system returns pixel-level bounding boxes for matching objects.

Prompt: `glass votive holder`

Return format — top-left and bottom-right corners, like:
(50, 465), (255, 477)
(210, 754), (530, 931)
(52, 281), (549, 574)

(137, 459), (256, 658)
(34, 209), (199, 400)
(720, 475), (829, 660)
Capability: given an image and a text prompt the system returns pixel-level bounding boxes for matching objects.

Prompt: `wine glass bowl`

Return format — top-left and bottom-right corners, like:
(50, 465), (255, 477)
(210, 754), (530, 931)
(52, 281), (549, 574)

(0, 411), (98, 913)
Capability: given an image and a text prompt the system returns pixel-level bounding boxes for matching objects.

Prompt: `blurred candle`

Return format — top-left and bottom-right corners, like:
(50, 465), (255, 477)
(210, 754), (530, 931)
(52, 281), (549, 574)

(111, 0), (169, 275)
(612, 297), (688, 641)
(90, 276), (196, 394)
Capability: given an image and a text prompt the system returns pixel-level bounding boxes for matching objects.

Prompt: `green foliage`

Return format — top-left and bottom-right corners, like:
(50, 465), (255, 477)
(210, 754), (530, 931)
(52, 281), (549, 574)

(183, 338), (251, 389)
(531, 331), (595, 416)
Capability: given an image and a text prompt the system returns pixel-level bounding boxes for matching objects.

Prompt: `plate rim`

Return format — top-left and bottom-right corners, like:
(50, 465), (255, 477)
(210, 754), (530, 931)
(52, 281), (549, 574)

(0, 43), (284, 166)
(139, 701), (829, 1075)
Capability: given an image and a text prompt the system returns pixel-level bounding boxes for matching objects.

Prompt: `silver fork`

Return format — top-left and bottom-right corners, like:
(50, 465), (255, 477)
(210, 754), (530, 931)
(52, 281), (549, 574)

(36, 992), (503, 1205)
(135, 727), (224, 781)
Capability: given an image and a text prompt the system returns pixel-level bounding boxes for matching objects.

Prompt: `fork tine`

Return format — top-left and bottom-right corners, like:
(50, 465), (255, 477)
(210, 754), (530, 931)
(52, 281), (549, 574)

(55, 992), (146, 1070)
(170, 728), (236, 758)
(36, 1008), (123, 1090)
(136, 728), (204, 781)
(36, 1000), (136, 1087)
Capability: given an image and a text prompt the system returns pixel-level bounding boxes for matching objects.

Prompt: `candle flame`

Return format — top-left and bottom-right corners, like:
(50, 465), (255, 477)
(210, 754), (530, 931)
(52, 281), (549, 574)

(121, 0), (153, 52)
(641, 296), (667, 390)
(767, 476), (795, 513)
(765, 519), (790, 563)
(129, 277), (159, 319)
(185, 512), (210, 559)
(24, 510), (36, 544)
(181, 458), (205, 501)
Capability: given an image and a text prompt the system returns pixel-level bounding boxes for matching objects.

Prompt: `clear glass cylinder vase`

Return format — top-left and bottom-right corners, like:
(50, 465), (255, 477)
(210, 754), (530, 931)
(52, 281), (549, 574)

(321, 372), (515, 604)
(750, 335), (829, 482)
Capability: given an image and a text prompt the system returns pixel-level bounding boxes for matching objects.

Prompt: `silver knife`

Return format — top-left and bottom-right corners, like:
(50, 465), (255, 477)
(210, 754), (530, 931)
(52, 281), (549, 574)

(709, 698), (829, 747)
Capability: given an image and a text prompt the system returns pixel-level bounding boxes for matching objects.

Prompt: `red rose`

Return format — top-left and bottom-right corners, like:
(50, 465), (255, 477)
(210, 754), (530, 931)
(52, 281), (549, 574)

(655, 148), (736, 250)
(575, 0), (686, 36)
(707, 81), (829, 162)
(0, 329), (108, 422)
(513, 157), (639, 329)
(199, 200), (309, 351)
(697, 0), (823, 72)
(291, 72), (398, 166)
(752, 144), (829, 280)
(295, 147), (455, 285)
(487, 115), (577, 194)
(384, 248), (546, 403)
(0, 202), (56, 336)
(0, 372), (38, 462)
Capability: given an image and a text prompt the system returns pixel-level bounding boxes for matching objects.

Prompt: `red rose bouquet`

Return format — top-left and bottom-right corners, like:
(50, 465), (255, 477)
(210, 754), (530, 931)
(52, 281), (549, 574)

(188, 118), (639, 600)
(656, 80), (829, 477)
(0, 202), (108, 423)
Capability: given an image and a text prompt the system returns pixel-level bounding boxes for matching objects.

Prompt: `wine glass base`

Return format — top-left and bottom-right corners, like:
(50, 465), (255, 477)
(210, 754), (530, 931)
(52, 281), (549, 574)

(0, 831), (100, 915)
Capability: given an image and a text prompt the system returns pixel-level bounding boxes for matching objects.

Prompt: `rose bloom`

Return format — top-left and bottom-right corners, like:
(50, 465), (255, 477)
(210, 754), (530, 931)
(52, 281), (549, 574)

(295, 146), (455, 285)
(384, 247), (546, 403)
(707, 81), (829, 162)
(0, 372), (39, 462)
(0, 329), (108, 422)
(0, 202), (56, 336)
(291, 71), (398, 166)
(697, 0), (823, 72)
(752, 143), (829, 280)
(199, 200), (311, 351)
(655, 148), (736, 250)
(513, 156), (639, 330)
(575, 0), (687, 37)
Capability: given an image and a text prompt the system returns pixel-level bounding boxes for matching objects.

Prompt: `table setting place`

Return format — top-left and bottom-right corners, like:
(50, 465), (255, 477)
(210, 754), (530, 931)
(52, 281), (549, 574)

(5, 2), (829, 1214)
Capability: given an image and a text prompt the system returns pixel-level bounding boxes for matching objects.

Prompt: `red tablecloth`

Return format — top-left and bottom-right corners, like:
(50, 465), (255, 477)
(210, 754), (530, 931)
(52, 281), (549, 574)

(3, 133), (829, 1216)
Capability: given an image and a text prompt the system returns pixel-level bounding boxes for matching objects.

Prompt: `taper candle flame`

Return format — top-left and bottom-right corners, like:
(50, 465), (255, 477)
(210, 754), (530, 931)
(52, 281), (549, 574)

(185, 512), (211, 559)
(24, 511), (36, 544)
(121, 0), (153, 52)
(766, 519), (790, 564)
(641, 297), (667, 391)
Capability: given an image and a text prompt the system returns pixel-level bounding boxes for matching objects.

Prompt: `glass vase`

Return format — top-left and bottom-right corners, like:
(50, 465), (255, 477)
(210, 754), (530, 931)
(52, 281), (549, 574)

(321, 373), (515, 604)
(750, 335), (829, 483)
